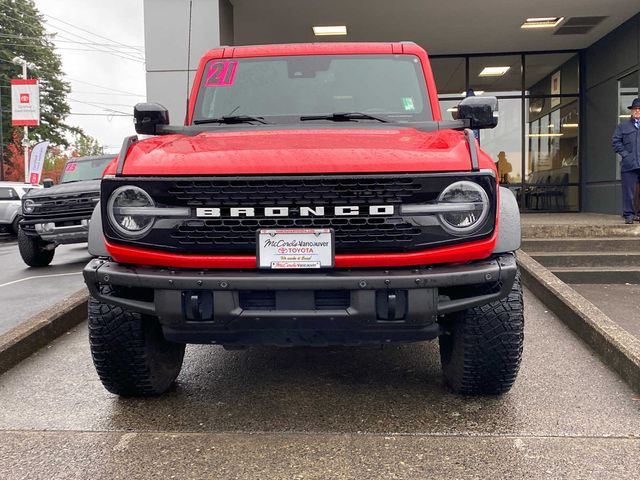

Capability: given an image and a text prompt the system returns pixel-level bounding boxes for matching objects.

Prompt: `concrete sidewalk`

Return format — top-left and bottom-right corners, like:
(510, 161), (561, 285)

(521, 212), (640, 342)
(520, 212), (640, 392)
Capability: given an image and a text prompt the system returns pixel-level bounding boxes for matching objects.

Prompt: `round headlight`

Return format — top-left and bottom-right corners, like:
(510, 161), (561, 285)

(23, 199), (36, 214)
(107, 186), (155, 237)
(437, 181), (489, 235)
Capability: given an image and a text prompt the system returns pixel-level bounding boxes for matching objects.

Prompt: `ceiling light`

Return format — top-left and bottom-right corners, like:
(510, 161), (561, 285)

(521, 17), (564, 29)
(459, 91), (485, 96)
(447, 107), (458, 112)
(313, 25), (347, 36)
(562, 123), (579, 128)
(479, 66), (510, 77)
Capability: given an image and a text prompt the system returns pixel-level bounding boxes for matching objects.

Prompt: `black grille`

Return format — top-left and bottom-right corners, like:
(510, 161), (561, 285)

(30, 193), (97, 215)
(167, 177), (421, 206)
(102, 174), (497, 255)
(170, 217), (420, 248)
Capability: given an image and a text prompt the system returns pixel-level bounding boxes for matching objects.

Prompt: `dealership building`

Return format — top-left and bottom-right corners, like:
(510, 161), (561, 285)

(143, 1), (640, 215)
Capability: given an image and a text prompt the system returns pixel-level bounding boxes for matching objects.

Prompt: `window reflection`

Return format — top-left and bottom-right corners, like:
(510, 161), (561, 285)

(430, 57), (466, 97)
(479, 98), (522, 185)
(432, 52), (581, 211)
(525, 97), (579, 211)
(470, 55), (521, 95)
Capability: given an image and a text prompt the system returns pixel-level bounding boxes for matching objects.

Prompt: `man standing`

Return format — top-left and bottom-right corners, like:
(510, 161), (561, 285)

(612, 97), (640, 224)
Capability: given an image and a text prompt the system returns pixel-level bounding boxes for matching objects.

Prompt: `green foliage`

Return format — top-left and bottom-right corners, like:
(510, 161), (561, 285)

(0, 0), (77, 172)
(73, 133), (103, 156)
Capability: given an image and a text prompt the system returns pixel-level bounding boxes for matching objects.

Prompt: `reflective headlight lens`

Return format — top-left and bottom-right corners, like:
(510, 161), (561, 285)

(437, 181), (489, 234)
(23, 199), (36, 214)
(107, 186), (155, 237)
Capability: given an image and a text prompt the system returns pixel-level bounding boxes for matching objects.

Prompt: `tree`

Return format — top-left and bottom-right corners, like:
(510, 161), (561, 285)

(0, 0), (77, 178)
(73, 133), (103, 157)
(1, 129), (24, 181)
(41, 145), (66, 183)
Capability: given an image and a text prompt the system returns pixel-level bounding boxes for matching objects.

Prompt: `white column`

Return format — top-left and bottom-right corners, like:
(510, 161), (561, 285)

(144, 0), (231, 123)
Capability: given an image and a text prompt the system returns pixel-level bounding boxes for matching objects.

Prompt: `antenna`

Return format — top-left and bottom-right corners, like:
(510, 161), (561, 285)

(185, 0), (193, 122)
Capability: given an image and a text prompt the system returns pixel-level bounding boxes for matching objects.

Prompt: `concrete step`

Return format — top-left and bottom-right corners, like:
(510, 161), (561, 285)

(521, 223), (640, 239)
(550, 267), (640, 284)
(521, 237), (640, 253)
(530, 252), (640, 268)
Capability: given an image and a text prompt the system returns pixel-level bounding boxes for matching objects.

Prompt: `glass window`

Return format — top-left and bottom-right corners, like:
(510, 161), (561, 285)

(194, 55), (433, 123)
(525, 53), (579, 95)
(438, 98), (464, 121)
(469, 55), (522, 95)
(618, 71), (639, 121)
(0, 188), (18, 200)
(479, 98), (522, 187)
(430, 57), (466, 97)
(60, 157), (114, 183)
(525, 97), (579, 211)
(430, 51), (582, 212)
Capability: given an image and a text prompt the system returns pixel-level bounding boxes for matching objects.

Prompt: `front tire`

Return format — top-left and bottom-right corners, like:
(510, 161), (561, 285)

(439, 272), (524, 395)
(18, 230), (55, 267)
(88, 288), (185, 396)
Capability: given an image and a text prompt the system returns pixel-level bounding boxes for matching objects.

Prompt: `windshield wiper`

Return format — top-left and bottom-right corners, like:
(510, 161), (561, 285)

(193, 115), (269, 125)
(300, 112), (388, 123)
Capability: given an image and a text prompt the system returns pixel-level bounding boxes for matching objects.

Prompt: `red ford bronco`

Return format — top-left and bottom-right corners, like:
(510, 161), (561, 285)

(83, 42), (523, 397)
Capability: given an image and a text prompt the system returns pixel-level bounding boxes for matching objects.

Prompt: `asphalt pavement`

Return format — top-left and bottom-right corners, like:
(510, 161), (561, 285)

(0, 289), (638, 479)
(0, 238), (90, 335)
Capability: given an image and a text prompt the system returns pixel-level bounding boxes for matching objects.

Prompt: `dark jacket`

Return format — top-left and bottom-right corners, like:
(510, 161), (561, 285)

(612, 119), (640, 172)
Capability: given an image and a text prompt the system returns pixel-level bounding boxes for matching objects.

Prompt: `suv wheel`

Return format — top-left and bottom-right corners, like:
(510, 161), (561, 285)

(439, 271), (524, 395)
(88, 287), (185, 396)
(17, 230), (55, 267)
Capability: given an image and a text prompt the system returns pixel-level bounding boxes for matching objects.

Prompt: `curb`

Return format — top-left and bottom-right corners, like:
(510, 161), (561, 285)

(518, 251), (640, 393)
(0, 289), (88, 375)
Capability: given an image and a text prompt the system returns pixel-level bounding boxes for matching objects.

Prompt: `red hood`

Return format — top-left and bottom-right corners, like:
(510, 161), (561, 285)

(106, 127), (496, 176)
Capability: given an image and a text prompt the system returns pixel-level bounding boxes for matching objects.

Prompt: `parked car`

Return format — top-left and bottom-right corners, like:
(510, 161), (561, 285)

(0, 182), (42, 235)
(83, 42), (523, 397)
(18, 154), (115, 266)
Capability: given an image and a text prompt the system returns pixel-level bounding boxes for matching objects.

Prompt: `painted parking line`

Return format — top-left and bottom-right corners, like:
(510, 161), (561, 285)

(0, 272), (82, 289)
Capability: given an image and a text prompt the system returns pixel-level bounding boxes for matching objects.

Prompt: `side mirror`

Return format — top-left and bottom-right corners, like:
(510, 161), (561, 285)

(134, 102), (169, 135)
(457, 96), (499, 129)
(42, 178), (54, 188)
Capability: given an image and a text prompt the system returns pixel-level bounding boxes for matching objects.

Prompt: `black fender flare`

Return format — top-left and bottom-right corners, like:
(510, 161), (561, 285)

(493, 187), (521, 254)
(88, 202), (109, 257)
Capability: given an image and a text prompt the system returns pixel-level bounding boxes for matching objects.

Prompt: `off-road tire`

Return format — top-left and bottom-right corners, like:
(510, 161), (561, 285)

(439, 271), (524, 395)
(17, 229), (55, 267)
(88, 288), (185, 396)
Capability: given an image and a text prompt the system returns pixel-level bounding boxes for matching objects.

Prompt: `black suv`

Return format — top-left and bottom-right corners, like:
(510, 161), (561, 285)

(19, 155), (115, 267)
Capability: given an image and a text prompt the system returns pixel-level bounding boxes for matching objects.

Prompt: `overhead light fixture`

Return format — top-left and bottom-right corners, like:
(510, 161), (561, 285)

(479, 66), (510, 77)
(562, 123), (579, 128)
(528, 133), (564, 137)
(521, 17), (564, 29)
(459, 90), (485, 96)
(447, 107), (458, 112)
(313, 25), (347, 36)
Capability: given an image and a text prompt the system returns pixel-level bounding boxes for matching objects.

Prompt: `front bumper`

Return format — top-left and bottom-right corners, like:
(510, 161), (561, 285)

(83, 254), (518, 346)
(21, 215), (90, 244)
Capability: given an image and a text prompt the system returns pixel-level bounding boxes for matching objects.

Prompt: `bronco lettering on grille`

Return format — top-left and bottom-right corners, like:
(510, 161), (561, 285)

(195, 205), (395, 218)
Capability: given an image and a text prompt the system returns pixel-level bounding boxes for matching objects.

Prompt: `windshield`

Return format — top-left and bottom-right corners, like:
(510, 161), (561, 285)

(193, 54), (432, 124)
(60, 157), (112, 183)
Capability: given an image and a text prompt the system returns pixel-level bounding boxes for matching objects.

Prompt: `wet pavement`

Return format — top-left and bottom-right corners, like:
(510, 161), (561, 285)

(0, 240), (90, 334)
(0, 289), (638, 479)
(571, 283), (640, 340)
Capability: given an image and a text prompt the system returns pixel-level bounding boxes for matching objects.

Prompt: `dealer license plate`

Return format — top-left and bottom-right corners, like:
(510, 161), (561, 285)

(257, 228), (334, 269)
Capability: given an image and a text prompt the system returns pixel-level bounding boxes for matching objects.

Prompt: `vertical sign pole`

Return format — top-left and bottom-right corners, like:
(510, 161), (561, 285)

(22, 62), (29, 184)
